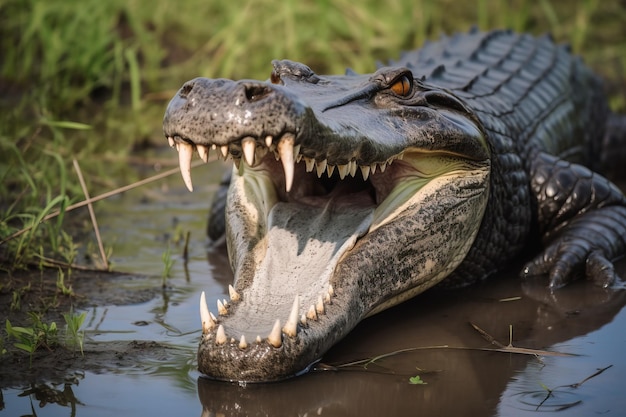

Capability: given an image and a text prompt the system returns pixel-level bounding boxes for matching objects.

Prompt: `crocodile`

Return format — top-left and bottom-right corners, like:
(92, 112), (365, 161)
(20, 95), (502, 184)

(162, 29), (626, 382)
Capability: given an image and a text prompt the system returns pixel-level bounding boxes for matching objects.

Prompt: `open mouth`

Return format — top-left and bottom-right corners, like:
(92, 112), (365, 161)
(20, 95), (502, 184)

(167, 129), (430, 338)
(173, 129), (429, 260)
(167, 117), (489, 332)
(166, 130), (432, 380)
(168, 131), (409, 205)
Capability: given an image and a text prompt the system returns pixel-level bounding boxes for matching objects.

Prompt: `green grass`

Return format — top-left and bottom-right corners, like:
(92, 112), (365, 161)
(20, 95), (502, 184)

(6, 313), (59, 366)
(0, 0), (625, 270)
(4, 310), (87, 364)
(161, 245), (175, 286)
(63, 310), (87, 356)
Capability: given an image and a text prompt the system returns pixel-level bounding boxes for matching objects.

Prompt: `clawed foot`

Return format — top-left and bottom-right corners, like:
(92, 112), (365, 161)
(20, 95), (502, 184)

(522, 245), (617, 289)
(521, 206), (626, 289)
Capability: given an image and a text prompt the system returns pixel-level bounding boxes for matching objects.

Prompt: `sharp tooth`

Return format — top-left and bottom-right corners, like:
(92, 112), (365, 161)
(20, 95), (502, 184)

(316, 295), (325, 314)
(175, 142), (180, 152)
(197, 144), (209, 162)
(168, 137), (175, 148)
(228, 285), (241, 302)
(328, 285), (335, 297)
(265, 135), (273, 148)
(211, 144), (217, 150)
(349, 161), (358, 177)
(200, 291), (215, 333)
(326, 164), (335, 177)
(304, 157), (315, 172)
(178, 142), (194, 192)
(267, 319), (282, 348)
(215, 325), (227, 345)
(242, 137), (256, 166)
(283, 295), (299, 337)
(217, 299), (227, 316)
(210, 312), (217, 322)
(300, 314), (307, 326)
(379, 162), (387, 173)
(256, 335), (262, 343)
(397, 152), (404, 160)
(337, 164), (348, 180)
(316, 159), (327, 177)
(294, 145), (302, 163)
(233, 158), (241, 171)
(277, 134), (295, 192)
(220, 145), (229, 159)
(324, 293), (331, 304)
(239, 335), (248, 349)
(306, 305), (317, 321)
(360, 165), (371, 181)
(370, 163), (377, 175)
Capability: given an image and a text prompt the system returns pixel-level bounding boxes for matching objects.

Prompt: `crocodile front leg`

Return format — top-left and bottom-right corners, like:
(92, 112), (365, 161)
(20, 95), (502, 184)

(524, 151), (626, 288)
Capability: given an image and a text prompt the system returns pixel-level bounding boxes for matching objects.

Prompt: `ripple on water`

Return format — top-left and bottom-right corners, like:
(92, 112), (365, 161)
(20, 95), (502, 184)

(511, 389), (583, 413)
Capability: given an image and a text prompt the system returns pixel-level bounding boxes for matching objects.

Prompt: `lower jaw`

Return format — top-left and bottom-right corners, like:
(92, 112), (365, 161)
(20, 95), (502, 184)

(198, 290), (364, 382)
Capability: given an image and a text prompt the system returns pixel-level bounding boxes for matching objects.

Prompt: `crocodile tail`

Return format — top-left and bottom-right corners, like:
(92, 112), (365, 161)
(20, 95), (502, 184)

(600, 112), (626, 180)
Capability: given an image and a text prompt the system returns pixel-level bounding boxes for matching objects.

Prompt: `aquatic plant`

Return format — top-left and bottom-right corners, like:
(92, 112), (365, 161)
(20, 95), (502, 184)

(56, 268), (74, 297)
(5, 313), (59, 366)
(409, 375), (428, 385)
(63, 310), (87, 356)
(161, 245), (175, 286)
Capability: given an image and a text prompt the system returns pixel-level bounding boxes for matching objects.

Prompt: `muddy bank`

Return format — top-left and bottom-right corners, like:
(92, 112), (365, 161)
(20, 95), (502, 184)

(0, 268), (179, 388)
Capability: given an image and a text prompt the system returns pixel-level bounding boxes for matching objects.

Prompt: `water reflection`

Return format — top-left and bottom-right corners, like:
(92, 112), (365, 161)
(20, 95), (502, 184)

(17, 379), (84, 411)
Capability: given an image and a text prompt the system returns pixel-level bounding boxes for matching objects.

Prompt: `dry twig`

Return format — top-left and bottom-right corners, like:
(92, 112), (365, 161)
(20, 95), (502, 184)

(73, 159), (108, 270)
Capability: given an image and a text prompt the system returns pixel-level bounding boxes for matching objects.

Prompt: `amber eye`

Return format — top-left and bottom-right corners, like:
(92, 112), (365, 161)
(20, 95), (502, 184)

(390, 75), (412, 96)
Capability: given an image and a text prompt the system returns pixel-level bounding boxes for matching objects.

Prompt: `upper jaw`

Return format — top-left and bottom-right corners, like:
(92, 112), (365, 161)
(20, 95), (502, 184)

(161, 75), (414, 192)
(165, 129), (407, 196)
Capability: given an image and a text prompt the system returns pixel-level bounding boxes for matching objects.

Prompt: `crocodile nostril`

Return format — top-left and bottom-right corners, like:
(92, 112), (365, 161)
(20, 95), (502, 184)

(179, 82), (194, 98)
(244, 84), (273, 102)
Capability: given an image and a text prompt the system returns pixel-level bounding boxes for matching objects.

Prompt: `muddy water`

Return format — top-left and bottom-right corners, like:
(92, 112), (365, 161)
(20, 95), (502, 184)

(3, 161), (626, 417)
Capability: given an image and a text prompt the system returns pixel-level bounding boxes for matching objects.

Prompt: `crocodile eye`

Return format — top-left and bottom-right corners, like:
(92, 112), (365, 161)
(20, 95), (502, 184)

(390, 75), (412, 96)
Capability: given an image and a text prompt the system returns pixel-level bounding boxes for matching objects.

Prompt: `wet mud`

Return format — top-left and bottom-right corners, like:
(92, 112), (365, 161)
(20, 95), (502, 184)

(0, 269), (173, 388)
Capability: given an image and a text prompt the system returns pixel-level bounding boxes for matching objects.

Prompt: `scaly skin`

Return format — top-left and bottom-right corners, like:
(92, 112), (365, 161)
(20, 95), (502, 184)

(163, 29), (626, 381)
(408, 30), (626, 288)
